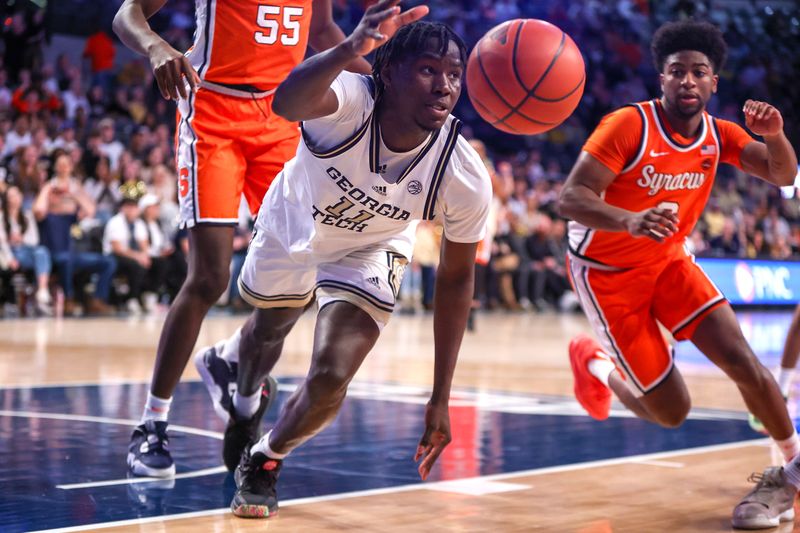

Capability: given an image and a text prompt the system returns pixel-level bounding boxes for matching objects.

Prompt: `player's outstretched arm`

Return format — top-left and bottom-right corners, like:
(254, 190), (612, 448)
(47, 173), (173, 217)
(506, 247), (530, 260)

(558, 152), (679, 242)
(309, 0), (372, 75)
(272, 0), (428, 122)
(739, 100), (798, 187)
(113, 0), (199, 100)
(414, 238), (476, 480)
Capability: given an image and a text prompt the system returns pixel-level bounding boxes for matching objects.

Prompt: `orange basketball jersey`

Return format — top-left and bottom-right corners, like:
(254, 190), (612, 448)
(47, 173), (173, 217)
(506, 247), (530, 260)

(568, 99), (753, 268)
(186, 0), (313, 91)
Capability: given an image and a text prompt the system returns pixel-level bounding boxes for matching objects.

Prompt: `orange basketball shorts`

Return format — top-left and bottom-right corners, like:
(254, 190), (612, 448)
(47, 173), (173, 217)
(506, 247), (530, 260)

(175, 87), (300, 227)
(568, 249), (726, 396)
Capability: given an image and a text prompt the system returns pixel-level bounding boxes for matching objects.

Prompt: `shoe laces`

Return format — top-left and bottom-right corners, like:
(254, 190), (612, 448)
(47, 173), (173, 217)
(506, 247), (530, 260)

(140, 422), (170, 454)
(746, 467), (783, 491)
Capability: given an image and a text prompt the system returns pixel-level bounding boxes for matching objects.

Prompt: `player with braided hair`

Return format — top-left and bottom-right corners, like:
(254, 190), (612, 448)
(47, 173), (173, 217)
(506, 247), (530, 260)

(201, 1), (491, 518)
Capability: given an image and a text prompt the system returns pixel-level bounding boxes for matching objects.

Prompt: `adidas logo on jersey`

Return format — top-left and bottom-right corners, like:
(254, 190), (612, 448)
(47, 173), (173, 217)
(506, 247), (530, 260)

(376, 164), (387, 174)
(372, 185), (387, 196)
(365, 276), (381, 289)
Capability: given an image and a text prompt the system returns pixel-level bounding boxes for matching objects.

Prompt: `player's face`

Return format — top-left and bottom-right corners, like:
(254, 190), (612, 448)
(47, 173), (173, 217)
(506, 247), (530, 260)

(660, 51), (718, 118)
(394, 39), (463, 131)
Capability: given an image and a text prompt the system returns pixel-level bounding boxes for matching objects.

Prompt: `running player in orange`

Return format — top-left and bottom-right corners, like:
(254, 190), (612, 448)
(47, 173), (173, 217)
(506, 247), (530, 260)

(113, 0), (370, 478)
(558, 21), (799, 529)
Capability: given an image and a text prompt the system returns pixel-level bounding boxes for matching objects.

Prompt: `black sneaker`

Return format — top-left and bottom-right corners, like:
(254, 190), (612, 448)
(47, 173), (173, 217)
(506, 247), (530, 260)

(231, 449), (282, 518)
(223, 375), (278, 472)
(194, 342), (238, 422)
(127, 420), (175, 477)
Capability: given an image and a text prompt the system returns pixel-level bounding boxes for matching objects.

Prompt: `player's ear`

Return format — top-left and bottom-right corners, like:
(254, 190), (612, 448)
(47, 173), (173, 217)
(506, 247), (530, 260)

(711, 74), (718, 94)
(380, 64), (394, 90)
(659, 72), (665, 93)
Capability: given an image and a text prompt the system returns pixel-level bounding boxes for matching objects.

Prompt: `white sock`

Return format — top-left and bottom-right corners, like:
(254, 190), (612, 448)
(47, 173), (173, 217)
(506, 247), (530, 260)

(251, 430), (290, 460)
(778, 367), (795, 398)
(220, 327), (242, 364)
(775, 431), (800, 464)
(233, 388), (261, 419)
(587, 353), (615, 388)
(141, 392), (172, 423)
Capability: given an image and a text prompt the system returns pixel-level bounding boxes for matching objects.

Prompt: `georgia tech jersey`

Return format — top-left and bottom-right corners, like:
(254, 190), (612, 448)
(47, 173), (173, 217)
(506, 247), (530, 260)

(186, 0), (313, 91)
(253, 73), (491, 264)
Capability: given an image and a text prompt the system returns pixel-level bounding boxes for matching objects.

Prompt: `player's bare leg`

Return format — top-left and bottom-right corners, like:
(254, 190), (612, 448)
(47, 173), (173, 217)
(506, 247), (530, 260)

(127, 225), (234, 477)
(230, 302), (380, 517)
(218, 307), (305, 471)
(692, 305), (794, 440)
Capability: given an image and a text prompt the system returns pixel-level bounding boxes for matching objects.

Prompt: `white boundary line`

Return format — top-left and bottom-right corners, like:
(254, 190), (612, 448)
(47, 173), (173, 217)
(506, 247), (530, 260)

(56, 467), (229, 490)
(30, 437), (768, 533)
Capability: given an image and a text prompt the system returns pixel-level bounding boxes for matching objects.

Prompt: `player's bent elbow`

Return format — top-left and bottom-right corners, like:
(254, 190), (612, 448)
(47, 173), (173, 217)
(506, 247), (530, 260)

(555, 190), (577, 219)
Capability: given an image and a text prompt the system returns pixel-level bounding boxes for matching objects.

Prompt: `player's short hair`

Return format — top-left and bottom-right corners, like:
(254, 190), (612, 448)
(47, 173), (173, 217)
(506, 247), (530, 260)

(651, 20), (728, 73)
(372, 21), (467, 100)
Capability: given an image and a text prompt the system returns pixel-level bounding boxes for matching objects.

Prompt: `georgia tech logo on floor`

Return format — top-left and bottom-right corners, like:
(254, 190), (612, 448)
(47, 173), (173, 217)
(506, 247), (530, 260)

(407, 180), (422, 195)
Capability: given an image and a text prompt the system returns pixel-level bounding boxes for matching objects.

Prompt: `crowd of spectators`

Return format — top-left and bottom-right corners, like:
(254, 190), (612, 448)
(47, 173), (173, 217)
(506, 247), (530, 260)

(0, 0), (797, 317)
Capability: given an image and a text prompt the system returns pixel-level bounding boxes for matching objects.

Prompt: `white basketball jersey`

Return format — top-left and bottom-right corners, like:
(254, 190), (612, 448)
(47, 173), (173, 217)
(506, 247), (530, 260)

(254, 74), (491, 264)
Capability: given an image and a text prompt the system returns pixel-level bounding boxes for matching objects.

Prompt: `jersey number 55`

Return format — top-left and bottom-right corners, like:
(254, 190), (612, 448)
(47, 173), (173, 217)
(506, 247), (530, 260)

(254, 5), (303, 46)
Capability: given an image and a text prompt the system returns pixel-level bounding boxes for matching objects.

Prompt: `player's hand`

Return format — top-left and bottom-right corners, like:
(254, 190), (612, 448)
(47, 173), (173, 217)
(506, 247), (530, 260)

(743, 100), (784, 138)
(148, 41), (200, 101)
(623, 207), (679, 242)
(414, 401), (451, 481)
(345, 0), (429, 57)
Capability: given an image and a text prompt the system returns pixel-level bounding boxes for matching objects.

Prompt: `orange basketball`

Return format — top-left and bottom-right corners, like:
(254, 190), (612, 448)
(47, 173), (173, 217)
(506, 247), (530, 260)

(466, 19), (585, 135)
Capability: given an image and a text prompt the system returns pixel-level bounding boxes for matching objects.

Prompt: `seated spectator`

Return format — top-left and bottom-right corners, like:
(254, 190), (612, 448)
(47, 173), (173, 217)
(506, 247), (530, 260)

(1, 184), (52, 313)
(139, 193), (180, 307)
(33, 151), (115, 316)
(83, 156), (120, 224)
(708, 218), (743, 257)
(102, 192), (150, 314)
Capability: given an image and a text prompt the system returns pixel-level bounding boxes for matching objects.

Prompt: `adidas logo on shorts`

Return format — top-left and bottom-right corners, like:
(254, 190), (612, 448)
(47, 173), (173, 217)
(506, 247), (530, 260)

(371, 185), (387, 196)
(365, 276), (381, 289)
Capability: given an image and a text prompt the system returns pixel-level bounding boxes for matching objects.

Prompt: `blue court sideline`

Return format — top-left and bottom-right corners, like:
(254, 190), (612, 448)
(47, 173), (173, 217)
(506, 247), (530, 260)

(0, 379), (759, 532)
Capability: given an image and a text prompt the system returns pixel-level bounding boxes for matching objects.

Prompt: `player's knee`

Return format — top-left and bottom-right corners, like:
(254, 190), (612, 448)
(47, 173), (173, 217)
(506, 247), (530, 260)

(305, 364), (350, 401)
(184, 270), (230, 303)
(654, 407), (689, 428)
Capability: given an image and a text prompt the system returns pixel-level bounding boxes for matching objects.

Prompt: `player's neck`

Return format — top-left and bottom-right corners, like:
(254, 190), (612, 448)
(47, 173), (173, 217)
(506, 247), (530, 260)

(658, 97), (704, 138)
(377, 104), (431, 153)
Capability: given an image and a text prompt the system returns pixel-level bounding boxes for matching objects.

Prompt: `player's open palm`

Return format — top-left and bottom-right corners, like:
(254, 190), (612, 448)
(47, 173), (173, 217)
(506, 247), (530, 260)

(415, 401), (451, 480)
(347, 0), (429, 57)
(743, 100), (784, 137)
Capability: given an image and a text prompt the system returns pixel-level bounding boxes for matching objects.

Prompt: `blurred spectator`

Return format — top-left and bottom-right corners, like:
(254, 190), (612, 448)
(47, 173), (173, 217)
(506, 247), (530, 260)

(102, 194), (150, 314)
(33, 151), (115, 316)
(0, 184), (52, 313)
(82, 29), (116, 94)
(139, 193), (182, 306)
(97, 117), (124, 171)
(83, 156), (121, 224)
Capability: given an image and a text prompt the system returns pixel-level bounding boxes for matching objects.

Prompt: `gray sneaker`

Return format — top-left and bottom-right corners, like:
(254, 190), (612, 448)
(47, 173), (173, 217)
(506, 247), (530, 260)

(732, 467), (796, 529)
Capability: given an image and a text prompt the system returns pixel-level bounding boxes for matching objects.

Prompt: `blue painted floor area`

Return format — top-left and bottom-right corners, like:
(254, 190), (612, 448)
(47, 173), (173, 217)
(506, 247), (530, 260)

(0, 380), (758, 532)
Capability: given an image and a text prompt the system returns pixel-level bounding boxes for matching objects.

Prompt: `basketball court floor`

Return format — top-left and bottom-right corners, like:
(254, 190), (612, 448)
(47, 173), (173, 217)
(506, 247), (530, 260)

(1, 308), (797, 532)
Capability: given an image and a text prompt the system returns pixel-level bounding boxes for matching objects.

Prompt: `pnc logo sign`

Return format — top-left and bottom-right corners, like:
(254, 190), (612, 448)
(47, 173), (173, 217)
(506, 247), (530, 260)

(734, 262), (793, 303)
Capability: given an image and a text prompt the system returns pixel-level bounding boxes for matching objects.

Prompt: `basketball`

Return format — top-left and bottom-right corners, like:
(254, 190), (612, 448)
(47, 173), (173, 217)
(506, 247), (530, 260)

(466, 19), (586, 135)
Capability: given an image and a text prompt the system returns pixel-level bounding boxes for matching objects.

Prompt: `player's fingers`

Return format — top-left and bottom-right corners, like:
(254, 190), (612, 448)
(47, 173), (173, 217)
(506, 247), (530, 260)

(170, 60), (188, 100)
(153, 67), (170, 100)
(181, 57), (199, 92)
(161, 64), (179, 100)
(397, 5), (430, 26)
(418, 443), (447, 480)
(368, 5), (400, 26)
(366, 0), (399, 13)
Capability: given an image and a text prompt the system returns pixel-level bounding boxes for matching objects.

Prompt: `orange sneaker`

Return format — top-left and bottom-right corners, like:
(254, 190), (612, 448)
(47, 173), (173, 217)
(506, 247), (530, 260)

(569, 334), (612, 420)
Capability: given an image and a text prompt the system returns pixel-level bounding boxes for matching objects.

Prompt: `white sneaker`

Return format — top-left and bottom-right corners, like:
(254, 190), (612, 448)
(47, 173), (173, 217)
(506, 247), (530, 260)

(126, 299), (143, 315)
(142, 292), (158, 313)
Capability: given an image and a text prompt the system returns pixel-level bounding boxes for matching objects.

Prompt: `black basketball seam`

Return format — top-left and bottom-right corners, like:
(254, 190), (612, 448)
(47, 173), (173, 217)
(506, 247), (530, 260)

(510, 20), (528, 92)
(475, 43), (557, 128)
(529, 72), (585, 103)
(496, 29), (566, 123)
(470, 94), (523, 134)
